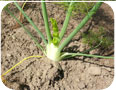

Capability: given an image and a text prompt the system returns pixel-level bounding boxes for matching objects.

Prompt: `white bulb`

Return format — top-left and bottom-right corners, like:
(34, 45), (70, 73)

(46, 43), (60, 61)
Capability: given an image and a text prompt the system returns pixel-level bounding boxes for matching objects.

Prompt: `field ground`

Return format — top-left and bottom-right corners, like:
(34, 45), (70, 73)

(1, 2), (114, 90)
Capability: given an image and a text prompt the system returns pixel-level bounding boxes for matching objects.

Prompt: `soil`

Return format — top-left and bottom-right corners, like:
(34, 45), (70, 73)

(1, 2), (114, 90)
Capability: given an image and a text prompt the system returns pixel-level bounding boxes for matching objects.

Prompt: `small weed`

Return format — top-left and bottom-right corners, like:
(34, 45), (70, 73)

(82, 27), (113, 49)
(55, 1), (95, 16)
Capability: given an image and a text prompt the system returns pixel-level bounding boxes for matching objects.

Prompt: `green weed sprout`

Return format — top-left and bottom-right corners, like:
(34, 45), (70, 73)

(4, 1), (114, 62)
(56, 1), (94, 16)
(82, 27), (113, 49)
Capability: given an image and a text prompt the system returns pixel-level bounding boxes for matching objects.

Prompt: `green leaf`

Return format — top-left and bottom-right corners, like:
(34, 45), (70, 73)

(50, 18), (60, 46)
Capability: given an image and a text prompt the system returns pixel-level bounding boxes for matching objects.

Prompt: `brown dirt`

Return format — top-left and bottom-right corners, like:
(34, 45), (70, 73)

(1, 2), (114, 90)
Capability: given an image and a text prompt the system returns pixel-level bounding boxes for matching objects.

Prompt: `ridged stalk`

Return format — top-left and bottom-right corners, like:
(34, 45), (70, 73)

(41, 0), (52, 43)
(59, 2), (103, 52)
(59, 2), (74, 41)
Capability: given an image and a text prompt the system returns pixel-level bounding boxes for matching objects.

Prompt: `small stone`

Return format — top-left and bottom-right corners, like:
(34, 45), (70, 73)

(88, 66), (101, 75)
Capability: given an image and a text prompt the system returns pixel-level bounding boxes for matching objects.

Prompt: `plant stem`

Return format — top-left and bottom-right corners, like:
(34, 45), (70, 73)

(5, 8), (45, 52)
(14, 2), (47, 45)
(64, 53), (114, 59)
(59, 2), (74, 41)
(59, 2), (103, 52)
(41, 0), (52, 43)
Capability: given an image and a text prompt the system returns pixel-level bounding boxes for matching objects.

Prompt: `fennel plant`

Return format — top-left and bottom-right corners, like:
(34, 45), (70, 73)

(4, 1), (114, 62)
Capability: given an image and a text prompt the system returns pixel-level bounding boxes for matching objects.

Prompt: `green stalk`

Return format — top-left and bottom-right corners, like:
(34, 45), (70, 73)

(59, 2), (74, 41)
(14, 2), (47, 45)
(5, 8), (45, 53)
(59, 2), (103, 52)
(41, 0), (52, 43)
(63, 53), (114, 59)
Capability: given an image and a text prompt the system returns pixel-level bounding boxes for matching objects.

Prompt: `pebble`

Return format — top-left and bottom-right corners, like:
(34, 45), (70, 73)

(88, 66), (101, 76)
